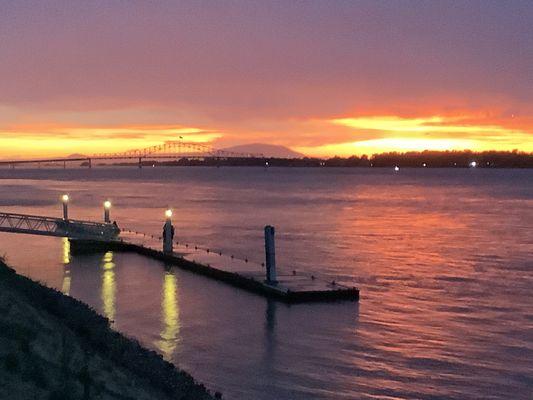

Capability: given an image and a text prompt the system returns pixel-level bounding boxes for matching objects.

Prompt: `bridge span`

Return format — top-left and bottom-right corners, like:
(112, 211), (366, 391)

(0, 140), (265, 168)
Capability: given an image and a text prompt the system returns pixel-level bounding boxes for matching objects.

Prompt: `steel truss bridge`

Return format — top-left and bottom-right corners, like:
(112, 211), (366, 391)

(0, 212), (120, 240)
(0, 140), (265, 168)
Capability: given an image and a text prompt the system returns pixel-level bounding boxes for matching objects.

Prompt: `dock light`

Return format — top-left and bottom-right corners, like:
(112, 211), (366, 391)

(470, 161), (477, 168)
(61, 194), (69, 220)
(104, 200), (111, 223)
(422, 163), (427, 167)
(394, 166), (400, 172)
(163, 209), (174, 253)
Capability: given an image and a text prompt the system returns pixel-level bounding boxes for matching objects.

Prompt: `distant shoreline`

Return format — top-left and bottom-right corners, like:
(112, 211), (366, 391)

(1, 150), (532, 169)
(106, 162), (533, 169)
(83, 150), (533, 169)
(0, 259), (217, 400)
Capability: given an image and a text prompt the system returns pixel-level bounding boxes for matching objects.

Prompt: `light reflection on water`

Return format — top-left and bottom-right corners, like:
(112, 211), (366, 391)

(0, 167), (532, 399)
(156, 268), (180, 361)
(61, 238), (71, 295)
(101, 251), (116, 324)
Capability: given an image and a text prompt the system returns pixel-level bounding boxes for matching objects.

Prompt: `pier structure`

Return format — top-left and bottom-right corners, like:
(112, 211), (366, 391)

(0, 199), (359, 303)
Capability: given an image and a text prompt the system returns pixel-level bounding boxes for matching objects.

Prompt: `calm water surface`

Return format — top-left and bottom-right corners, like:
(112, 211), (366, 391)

(0, 167), (531, 399)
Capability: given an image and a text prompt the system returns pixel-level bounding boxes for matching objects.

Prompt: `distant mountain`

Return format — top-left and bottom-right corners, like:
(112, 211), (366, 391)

(221, 143), (304, 158)
(66, 153), (87, 159)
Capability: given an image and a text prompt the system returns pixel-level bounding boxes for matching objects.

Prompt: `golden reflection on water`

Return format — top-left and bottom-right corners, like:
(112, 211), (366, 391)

(101, 251), (116, 323)
(62, 237), (71, 264)
(61, 238), (71, 295)
(156, 269), (180, 361)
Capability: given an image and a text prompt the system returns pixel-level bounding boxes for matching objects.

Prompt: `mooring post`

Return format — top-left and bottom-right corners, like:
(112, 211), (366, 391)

(163, 209), (174, 253)
(138, 157), (142, 169)
(88, 158), (92, 169)
(62, 194), (69, 220)
(264, 225), (277, 283)
(104, 200), (111, 223)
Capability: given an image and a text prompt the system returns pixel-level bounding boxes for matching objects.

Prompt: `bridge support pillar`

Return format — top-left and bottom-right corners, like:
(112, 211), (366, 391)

(63, 161), (66, 169)
(264, 225), (277, 284)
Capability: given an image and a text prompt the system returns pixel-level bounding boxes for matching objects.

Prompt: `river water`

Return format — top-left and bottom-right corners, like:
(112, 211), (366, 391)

(0, 167), (531, 399)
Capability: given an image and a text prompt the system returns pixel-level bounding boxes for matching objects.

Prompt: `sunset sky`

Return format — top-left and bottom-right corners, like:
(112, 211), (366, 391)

(1, 1), (532, 158)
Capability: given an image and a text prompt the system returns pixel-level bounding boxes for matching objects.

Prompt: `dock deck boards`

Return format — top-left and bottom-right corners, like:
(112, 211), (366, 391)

(70, 230), (359, 303)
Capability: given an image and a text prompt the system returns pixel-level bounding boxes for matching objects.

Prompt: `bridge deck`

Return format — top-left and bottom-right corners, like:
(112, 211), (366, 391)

(70, 230), (359, 303)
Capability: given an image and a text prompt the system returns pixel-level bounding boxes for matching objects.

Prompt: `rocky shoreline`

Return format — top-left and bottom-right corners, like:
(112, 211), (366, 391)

(0, 259), (219, 400)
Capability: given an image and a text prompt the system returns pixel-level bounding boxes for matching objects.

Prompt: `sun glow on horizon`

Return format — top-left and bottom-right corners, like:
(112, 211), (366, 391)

(0, 125), (222, 159)
(294, 115), (533, 157)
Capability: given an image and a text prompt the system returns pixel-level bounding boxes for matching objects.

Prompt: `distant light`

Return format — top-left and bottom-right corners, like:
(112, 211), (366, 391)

(265, 161), (269, 167)
(165, 209), (173, 219)
(422, 163), (427, 167)
(470, 161), (477, 168)
(62, 194), (69, 203)
(104, 200), (112, 209)
(394, 166), (400, 171)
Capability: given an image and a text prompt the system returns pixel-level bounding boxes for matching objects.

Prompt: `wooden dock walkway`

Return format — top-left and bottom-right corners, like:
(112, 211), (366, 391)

(70, 230), (359, 303)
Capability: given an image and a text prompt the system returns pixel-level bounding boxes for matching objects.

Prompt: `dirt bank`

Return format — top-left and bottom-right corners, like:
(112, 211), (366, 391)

(0, 259), (218, 400)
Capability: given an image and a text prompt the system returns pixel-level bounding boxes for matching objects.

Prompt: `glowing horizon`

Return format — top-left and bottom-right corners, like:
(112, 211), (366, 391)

(1, 113), (531, 159)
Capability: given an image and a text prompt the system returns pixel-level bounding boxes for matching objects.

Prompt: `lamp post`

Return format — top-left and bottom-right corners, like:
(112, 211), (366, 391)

(62, 194), (69, 220)
(163, 209), (174, 254)
(104, 200), (111, 223)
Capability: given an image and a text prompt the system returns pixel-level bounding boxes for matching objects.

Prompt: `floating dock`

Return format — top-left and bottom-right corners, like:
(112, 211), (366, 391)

(70, 230), (359, 303)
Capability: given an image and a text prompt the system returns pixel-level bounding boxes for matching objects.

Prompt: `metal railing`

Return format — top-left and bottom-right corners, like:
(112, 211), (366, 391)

(0, 212), (120, 240)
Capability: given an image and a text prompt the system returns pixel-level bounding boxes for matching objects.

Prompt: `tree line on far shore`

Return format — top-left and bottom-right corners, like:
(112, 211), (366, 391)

(110, 150), (533, 168)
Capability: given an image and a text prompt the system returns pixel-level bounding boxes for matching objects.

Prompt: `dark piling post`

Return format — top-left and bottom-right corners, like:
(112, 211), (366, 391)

(264, 225), (277, 283)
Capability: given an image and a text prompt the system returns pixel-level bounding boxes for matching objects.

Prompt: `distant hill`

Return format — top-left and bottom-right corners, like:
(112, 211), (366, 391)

(67, 153), (87, 159)
(221, 143), (304, 158)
